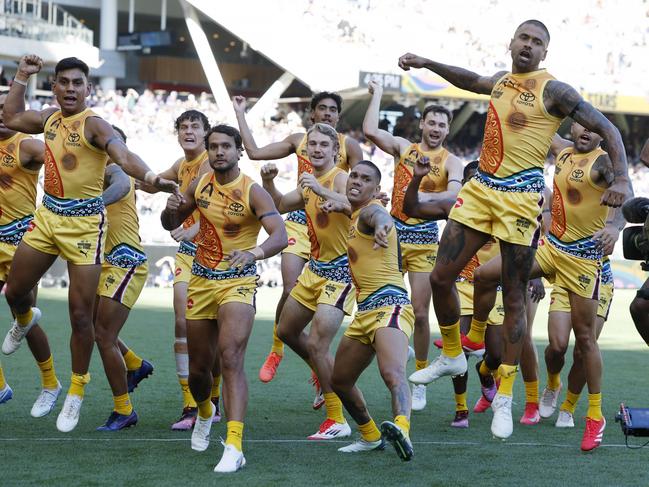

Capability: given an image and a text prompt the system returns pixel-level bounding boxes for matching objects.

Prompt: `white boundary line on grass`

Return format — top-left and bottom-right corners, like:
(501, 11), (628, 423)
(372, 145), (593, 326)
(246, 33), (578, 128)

(0, 437), (633, 448)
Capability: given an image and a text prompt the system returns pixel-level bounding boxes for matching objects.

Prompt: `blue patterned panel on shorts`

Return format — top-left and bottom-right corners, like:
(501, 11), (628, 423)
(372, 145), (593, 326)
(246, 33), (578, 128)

(394, 218), (439, 245)
(0, 215), (33, 245)
(475, 168), (544, 193)
(178, 240), (198, 257)
(286, 210), (307, 225)
(601, 259), (613, 285)
(547, 233), (603, 261)
(357, 284), (411, 312)
(105, 243), (148, 268)
(191, 261), (257, 280)
(308, 254), (351, 283)
(42, 194), (105, 216)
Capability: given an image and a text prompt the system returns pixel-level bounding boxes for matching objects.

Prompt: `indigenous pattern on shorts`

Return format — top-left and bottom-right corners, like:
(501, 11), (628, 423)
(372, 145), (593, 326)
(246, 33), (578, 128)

(547, 233), (602, 260)
(393, 218), (439, 245)
(0, 215), (33, 246)
(357, 284), (410, 312)
(474, 167), (544, 193)
(105, 243), (147, 268)
(308, 254), (351, 283)
(601, 257), (613, 285)
(42, 194), (105, 217)
(192, 261), (257, 280)
(286, 210), (307, 225)
(178, 240), (198, 257)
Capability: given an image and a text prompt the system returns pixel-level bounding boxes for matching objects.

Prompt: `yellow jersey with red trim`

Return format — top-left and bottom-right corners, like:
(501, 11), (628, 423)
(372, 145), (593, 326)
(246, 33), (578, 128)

(295, 133), (349, 176)
(478, 69), (562, 192)
(104, 177), (147, 268)
(302, 165), (351, 282)
(458, 237), (500, 283)
(0, 133), (38, 225)
(43, 108), (108, 199)
(549, 146), (608, 259)
(178, 151), (208, 230)
(391, 143), (448, 245)
(192, 171), (261, 276)
(348, 200), (410, 310)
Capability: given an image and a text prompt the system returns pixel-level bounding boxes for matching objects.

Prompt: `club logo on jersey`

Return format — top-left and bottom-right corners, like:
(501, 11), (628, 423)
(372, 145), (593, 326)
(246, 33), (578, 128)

(200, 182), (214, 197)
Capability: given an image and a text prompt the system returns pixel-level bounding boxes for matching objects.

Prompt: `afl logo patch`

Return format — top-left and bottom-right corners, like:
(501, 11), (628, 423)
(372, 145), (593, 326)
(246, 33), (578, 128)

(175, 267), (182, 276)
(454, 197), (464, 209)
(187, 298), (194, 309)
(288, 237), (296, 246)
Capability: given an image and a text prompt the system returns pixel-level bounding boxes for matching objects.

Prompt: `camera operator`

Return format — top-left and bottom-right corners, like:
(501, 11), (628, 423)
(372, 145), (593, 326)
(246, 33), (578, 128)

(624, 192), (649, 345)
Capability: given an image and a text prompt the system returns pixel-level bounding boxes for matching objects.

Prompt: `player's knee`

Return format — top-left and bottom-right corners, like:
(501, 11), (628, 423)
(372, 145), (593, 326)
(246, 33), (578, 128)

(69, 307), (93, 331)
(220, 345), (244, 370)
(379, 366), (405, 390)
(546, 339), (568, 359)
(573, 331), (596, 353)
(330, 372), (348, 395)
(306, 335), (322, 358)
(429, 268), (449, 291)
(413, 307), (429, 326)
(94, 325), (115, 349)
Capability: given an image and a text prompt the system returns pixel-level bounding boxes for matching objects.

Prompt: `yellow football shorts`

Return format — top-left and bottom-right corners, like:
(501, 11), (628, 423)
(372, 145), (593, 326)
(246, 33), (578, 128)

(283, 219), (310, 260)
(450, 177), (543, 248)
(290, 267), (355, 315)
(344, 304), (415, 346)
(456, 279), (504, 325)
(401, 242), (438, 274)
(185, 274), (258, 320)
(98, 262), (148, 309)
(535, 239), (601, 300)
(22, 205), (107, 265)
(0, 241), (17, 282)
(549, 281), (614, 320)
(174, 252), (194, 285)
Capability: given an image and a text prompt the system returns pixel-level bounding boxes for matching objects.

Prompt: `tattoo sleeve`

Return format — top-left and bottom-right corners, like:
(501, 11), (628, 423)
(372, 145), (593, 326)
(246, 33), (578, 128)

(422, 60), (503, 95)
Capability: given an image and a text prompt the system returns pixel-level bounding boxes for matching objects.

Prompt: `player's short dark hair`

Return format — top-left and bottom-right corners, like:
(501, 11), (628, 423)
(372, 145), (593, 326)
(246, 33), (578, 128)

(355, 160), (382, 183)
(55, 57), (89, 78)
(463, 160), (479, 181)
(175, 110), (210, 133)
(204, 124), (243, 150)
(421, 104), (453, 125)
(517, 19), (550, 43)
(310, 91), (343, 113)
(111, 125), (127, 143)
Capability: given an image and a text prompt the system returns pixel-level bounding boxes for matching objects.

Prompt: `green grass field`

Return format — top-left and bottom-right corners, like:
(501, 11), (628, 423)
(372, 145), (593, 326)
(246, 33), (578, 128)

(1, 287), (649, 486)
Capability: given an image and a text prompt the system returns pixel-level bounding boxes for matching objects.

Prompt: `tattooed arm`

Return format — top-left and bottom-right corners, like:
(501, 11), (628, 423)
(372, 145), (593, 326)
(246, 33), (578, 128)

(544, 80), (630, 207)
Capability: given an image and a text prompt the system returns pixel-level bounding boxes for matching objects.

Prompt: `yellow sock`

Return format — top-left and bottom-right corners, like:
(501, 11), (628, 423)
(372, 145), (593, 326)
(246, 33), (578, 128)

(16, 309), (33, 327)
(226, 421), (244, 451)
(123, 349), (143, 371)
(0, 363), (6, 389)
(466, 318), (487, 344)
(197, 398), (213, 419)
(113, 393), (133, 415)
(394, 415), (410, 437)
(324, 392), (345, 423)
(358, 419), (381, 442)
(68, 372), (90, 398)
(270, 323), (284, 356)
(524, 380), (539, 404)
(587, 393), (603, 420)
(179, 378), (197, 408)
(440, 321), (463, 357)
(211, 375), (221, 401)
(547, 372), (561, 391)
(497, 364), (518, 397)
(478, 360), (492, 378)
(37, 355), (58, 390)
(560, 390), (581, 414)
(415, 359), (429, 371)
(455, 392), (468, 412)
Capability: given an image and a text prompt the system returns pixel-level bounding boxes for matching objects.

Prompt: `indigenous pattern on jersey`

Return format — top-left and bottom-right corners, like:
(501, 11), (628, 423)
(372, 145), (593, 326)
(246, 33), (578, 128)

(177, 151), (208, 234)
(348, 201), (410, 311)
(549, 146), (608, 260)
(104, 178), (147, 268)
(391, 143), (448, 244)
(192, 171), (261, 277)
(0, 133), (38, 233)
(478, 69), (562, 192)
(457, 237), (500, 283)
(43, 108), (108, 200)
(302, 166), (350, 283)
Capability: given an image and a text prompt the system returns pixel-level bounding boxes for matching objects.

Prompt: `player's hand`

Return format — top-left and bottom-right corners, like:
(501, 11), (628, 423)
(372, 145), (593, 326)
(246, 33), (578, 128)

(377, 191), (390, 207)
(601, 179), (630, 208)
(232, 95), (247, 113)
(155, 176), (180, 196)
(226, 249), (255, 270)
(320, 200), (348, 214)
(593, 226), (619, 255)
(413, 156), (431, 178)
(17, 55), (43, 79)
(260, 163), (278, 181)
(398, 52), (429, 71)
(170, 224), (199, 243)
(165, 193), (182, 212)
(299, 172), (323, 195)
(527, 278), (545, 303)
(373, 223), (392, 249)
(367, 80), (383, 96)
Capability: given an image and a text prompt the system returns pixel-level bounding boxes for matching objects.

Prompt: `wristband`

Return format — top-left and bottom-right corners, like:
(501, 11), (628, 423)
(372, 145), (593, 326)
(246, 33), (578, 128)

(13, 77), (28, 87)
(144, 170), (157, 185)
(249, 246), (265, 260)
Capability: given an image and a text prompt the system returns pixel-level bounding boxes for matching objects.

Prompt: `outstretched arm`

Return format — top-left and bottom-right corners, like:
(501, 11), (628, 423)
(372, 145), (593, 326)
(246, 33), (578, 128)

(398, 53), (506, 95)
(3, 55), (57, 134)
(359, 204), (395, 249)
(544, 80), (630, 207)
(363, 81), (410, 158)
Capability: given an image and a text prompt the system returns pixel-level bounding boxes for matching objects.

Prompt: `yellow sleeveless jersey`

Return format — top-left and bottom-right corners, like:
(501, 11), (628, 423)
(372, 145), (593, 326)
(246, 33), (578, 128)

(104, 178), (147, 267)
(295, 133), (349, 176)
(391, 143), (448, 244)
(178, 151), (208, 230)
(478, 69), (561, 191)
(0, 133), (38, 225)
(458, 237), (500, 283)
(348, 201), (410, 310)
(549, 146), (608, 259)
(43, 109), (108, 199)
(192, 171), (261, 274)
